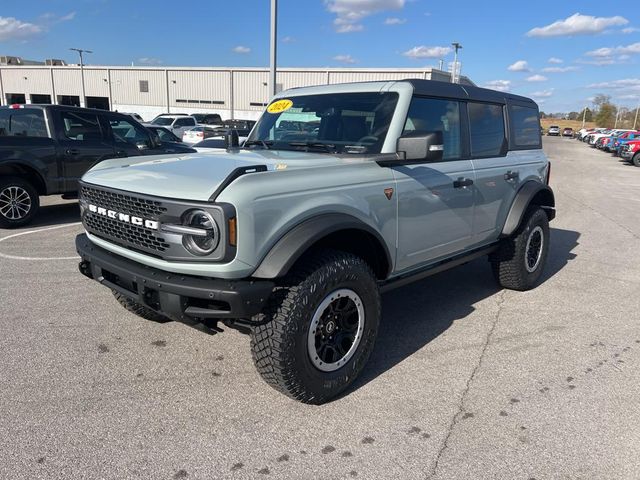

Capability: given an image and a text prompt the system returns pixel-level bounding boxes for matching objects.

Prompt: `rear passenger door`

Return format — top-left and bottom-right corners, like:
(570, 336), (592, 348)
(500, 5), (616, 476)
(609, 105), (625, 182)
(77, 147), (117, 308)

(394, 97), (475, 271)
(469, 102), (535, 244)
(55, 109), (115, 191)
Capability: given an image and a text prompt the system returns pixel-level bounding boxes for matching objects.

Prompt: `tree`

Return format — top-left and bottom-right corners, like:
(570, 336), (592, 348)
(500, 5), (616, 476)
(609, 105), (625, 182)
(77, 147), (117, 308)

(595, 103), (617, 128)
(578, 107), (593, 122)
(592, 94), (611, 111)
(567, 111), (580, 120)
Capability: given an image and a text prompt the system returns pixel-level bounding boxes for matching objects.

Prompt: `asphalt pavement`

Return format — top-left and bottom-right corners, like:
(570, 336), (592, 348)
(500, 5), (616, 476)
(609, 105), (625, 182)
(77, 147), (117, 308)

(1, 137), (639, 479)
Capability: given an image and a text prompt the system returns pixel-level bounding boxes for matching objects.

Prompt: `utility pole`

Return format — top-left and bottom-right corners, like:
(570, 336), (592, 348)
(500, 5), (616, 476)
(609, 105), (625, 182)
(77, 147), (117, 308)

(438, 59), (444, 71)
(581, 106), (587, 129)
(70, 48), (92, 108)
(269, 0), (278, 99)
(614, 106), (620, 129)
(634, 102), (639, 130)
(451, 42), (462, 83)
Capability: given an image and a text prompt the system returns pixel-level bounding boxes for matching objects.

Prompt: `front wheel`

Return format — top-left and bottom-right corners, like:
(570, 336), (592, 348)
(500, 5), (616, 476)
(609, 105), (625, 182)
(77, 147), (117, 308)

(0, 177), (39, 228)
(491, 207), (550, 291)
(250, 249), (380, 404)
(633, 153), (640, 168)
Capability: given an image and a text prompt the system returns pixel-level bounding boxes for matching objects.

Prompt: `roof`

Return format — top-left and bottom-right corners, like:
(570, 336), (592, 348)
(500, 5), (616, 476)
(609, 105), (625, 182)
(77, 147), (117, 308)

(405, 79), (536, 105)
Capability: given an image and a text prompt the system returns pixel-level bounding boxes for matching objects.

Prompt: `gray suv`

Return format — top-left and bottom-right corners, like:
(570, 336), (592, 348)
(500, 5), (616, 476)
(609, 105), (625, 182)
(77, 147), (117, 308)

(76, 80), (554, 404)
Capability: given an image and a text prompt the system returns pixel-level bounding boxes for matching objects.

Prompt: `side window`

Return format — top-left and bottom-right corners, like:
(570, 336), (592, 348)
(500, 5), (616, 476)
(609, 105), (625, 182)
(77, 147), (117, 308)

(509, 105), (541, 148)
(174, 118), (195, 127)
(403, 97), (461, 160)
(468, 102), (506, 157)
(0, 109), (48, 138)
(109, 118), (150, 147)
(61, 111), (102, 142)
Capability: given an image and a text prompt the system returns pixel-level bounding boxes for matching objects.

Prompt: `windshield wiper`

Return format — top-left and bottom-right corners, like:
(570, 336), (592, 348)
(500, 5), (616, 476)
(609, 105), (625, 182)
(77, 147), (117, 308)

(243, 140), (273, 149)
(288, 141), (337, 153)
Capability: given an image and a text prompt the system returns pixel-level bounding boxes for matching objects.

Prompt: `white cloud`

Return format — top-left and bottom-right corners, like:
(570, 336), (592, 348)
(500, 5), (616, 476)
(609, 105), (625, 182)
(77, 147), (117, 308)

(587, 79), (640, 91)
(403, 45), (451, 59)
(586, 42), (640, 57)
(548, 57), (563, 64)
(332, 54), (357, 64)
(541, 66), (578, 73)
(622, 27), (640, 34)
(0, 16), (42, 41)
(232, 45), (251, 54)
(530, 89), (554, 98)
(60, 12), (76, 21)
(484, 80), (511, 92)
(138, 57), (163, 66)
(325, 0), (405, 33)
(526, 74), (548, 82)
(526, 13), (628, 37)
(384, 17), (406, 25)
(281, 36), (295, 43)
(507, 60), (530, 72)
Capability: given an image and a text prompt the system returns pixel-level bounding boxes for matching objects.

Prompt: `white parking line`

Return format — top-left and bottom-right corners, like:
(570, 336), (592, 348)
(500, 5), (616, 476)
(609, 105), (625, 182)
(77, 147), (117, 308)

(0, 222), (82, 261)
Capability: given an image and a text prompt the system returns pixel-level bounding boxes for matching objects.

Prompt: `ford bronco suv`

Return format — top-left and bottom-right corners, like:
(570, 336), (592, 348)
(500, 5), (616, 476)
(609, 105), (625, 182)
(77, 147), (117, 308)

(76, 80), (554, 404)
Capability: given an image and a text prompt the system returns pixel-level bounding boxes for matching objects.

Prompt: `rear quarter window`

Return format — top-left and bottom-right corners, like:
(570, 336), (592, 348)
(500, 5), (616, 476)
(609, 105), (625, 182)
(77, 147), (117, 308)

(0, 109), (49, 138)
(509, 105), (541, 149)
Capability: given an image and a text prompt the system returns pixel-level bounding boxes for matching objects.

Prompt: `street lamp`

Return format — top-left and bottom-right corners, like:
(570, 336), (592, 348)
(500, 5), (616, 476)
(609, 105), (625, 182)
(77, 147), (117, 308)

(269, 0), (278, 98)
(70, 48), (92, 107)
(451, 42), (462, 84)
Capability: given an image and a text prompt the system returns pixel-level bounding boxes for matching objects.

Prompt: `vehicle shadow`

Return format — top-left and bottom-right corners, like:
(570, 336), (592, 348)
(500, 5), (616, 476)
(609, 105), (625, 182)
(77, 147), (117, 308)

(347, 227), (580, 394)
(29, 200), (80, 228)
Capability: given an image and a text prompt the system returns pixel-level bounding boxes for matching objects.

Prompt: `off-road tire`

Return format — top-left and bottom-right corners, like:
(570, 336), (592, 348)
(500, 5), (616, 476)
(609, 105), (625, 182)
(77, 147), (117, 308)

(0, 177), (39, 228)
(633, 153), (640, 168)
(491, 207), (550, 291)
(250, 249), (381, 404)
(112, 291), (170, 323)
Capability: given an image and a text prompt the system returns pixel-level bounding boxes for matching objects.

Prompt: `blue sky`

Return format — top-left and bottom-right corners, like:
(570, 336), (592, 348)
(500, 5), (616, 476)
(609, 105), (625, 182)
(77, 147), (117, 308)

(1, 0), (638, 112)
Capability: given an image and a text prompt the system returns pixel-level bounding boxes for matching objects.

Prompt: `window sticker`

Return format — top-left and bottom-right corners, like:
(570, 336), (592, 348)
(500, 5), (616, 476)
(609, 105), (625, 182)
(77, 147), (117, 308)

(267, 99), (293, 114)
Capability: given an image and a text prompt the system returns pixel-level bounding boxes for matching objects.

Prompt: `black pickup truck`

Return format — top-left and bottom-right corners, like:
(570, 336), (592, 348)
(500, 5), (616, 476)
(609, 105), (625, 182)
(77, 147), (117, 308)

(0, 104), (196, 227)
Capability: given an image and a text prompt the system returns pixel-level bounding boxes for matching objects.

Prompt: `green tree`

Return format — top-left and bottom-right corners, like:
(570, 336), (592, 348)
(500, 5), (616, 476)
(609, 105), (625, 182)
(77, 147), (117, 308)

(595, 103), (617, 128)
(578, 107), (593, 122)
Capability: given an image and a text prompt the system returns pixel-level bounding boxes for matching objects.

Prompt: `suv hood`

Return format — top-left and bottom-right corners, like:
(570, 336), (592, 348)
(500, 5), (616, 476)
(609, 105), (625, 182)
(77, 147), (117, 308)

(82, 149), (350, 202)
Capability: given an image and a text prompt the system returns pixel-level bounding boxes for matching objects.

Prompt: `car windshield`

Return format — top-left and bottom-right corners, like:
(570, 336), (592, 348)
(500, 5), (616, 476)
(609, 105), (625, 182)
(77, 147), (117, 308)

(246, 92), (398, 154)
(152, 117), (174, 126)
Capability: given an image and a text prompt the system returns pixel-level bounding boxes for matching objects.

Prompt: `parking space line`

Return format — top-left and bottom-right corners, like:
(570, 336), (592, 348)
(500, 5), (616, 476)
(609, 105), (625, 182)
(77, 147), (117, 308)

(0, 223), (82, 261)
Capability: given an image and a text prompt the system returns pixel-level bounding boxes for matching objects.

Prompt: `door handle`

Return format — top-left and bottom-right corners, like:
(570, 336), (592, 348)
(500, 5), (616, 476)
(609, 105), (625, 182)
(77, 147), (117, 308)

(453, 177), (474, 189)
(504, 170), (519, 181)
(65, 148), (80, 155)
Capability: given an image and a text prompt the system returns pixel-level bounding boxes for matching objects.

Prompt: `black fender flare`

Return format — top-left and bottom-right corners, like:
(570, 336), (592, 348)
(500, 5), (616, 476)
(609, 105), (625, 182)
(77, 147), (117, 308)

(252, 213), (392, 279)
(501, 181), (555, 237)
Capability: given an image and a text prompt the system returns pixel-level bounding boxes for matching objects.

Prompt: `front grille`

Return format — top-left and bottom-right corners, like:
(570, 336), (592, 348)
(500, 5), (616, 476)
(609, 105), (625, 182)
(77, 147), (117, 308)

(81, 185), (170, 254)
(81, 186), (167, 219)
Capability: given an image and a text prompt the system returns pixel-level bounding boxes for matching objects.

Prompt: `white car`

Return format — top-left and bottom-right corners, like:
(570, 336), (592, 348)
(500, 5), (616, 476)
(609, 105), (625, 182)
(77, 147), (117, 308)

(588, 129), (632, 145)
(121, 112), (145, 123)
(150, 114), (198, 138)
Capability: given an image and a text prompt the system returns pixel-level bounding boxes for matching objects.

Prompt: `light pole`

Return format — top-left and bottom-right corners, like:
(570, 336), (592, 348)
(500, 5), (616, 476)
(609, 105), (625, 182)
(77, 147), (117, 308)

(581, 105), (587, 129)
(451, 42), (462, 83)
(70, 48), (92, 107)
(634, 101), (639, 130)
(269, 0), (278, 98)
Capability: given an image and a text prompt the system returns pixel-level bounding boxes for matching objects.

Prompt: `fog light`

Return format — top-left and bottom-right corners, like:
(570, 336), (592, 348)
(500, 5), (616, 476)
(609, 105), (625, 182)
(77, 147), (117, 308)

(182, 209), (219, 256)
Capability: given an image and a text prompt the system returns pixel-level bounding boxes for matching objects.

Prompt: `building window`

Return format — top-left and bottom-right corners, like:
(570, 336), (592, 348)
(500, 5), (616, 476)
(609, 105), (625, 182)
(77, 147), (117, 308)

(139, 80), (149, 93)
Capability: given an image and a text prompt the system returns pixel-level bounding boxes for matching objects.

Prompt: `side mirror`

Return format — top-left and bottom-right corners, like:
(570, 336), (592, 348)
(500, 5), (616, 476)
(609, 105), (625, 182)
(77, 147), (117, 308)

(225, 130), (239, 149)
(396, 131), (444, 162)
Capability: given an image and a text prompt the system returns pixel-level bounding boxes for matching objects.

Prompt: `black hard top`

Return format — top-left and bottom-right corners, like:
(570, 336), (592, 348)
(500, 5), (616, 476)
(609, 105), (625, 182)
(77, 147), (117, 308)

(405, 79), (537, 106)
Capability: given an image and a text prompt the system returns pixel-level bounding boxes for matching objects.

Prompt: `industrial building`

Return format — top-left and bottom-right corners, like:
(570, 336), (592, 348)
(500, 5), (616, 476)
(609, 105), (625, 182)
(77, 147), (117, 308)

(0, 61), (474, 121)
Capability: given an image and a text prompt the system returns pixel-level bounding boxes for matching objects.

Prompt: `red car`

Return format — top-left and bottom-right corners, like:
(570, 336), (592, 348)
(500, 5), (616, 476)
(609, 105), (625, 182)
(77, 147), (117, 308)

(620, 139), (640, 167)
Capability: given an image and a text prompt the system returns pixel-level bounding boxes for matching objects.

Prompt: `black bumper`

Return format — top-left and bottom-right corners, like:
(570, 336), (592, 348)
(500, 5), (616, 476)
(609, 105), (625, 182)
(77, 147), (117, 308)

(76, 234), (274, 322)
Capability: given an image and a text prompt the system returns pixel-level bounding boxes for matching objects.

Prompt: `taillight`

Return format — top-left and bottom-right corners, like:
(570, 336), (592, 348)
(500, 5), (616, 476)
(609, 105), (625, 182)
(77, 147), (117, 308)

(9, 104), (24, 109)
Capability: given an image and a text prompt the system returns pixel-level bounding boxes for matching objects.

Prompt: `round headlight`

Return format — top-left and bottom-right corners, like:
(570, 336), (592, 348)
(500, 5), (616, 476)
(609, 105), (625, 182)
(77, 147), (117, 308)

(181, 209), (219, 256)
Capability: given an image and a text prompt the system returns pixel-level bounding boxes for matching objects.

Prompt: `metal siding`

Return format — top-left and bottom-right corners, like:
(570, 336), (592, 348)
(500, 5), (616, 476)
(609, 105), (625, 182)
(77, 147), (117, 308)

(233, 70), (269, 111)
(110, 69), (166, 106)
(83, 68), (110, 97)
(2, 68), (53, 96)
(328, 71), (425, 84)
(52, 68), (83, 96)
(168, 70), (230, 109)
(278, 71), (327, 91)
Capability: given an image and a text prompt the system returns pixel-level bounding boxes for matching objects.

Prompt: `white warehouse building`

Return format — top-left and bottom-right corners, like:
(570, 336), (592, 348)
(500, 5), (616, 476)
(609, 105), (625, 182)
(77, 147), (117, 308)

(0, 64), (474, 122)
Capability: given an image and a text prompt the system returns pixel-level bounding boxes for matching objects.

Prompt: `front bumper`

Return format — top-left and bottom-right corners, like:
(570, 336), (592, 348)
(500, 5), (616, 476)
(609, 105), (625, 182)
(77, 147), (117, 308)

(620, 149), (634, 159)
(76, 234), (273, 322)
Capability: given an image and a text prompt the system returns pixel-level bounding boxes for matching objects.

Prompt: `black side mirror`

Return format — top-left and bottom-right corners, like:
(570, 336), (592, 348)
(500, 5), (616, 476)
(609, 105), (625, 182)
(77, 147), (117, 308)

(225, 130), (239, 149)
(396, 131), (444, 162)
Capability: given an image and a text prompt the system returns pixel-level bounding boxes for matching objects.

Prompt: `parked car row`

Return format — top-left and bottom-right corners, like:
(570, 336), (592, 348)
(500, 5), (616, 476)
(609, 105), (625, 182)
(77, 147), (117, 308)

(546, 125), (574, 137)
(575, 127), (640, 167)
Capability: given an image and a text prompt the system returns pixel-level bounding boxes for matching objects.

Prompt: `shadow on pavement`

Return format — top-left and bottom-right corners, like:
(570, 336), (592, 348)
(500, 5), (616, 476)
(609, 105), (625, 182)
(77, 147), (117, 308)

(348, 227), (580, 393)
(28, 201), (80, 229)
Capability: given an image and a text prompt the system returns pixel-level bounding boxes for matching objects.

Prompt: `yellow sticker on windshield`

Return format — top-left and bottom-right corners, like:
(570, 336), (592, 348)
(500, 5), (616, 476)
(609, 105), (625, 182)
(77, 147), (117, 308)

(267, 99), (293, 114)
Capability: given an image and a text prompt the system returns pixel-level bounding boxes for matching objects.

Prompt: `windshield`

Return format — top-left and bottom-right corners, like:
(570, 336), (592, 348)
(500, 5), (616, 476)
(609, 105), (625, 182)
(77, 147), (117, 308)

(151, 117), (174, 126)
(246, 92), (398, 154)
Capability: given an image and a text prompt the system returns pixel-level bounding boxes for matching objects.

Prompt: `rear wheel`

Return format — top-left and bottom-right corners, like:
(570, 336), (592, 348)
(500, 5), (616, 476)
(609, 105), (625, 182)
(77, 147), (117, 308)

(633, 153), (640, 168)
(0, 177), (39, 228)
(491, 207), (550, 291)
(250, 249), (380, 404)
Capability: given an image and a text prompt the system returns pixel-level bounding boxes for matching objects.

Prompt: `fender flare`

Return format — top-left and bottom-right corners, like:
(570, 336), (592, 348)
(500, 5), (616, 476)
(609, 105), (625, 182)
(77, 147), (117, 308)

(252, 213), (392, 279)
(501, 181), (555, 237)
(0, 159), (51, 194)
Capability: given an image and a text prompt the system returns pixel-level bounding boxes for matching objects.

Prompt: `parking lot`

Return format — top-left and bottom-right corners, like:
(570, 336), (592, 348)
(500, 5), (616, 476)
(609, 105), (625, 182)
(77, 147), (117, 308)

(1, 136), (639, 479)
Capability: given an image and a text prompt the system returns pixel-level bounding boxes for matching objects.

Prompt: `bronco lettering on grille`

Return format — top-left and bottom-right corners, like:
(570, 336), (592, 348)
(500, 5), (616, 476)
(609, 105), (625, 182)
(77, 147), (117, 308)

(88, 204), (159, 230)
